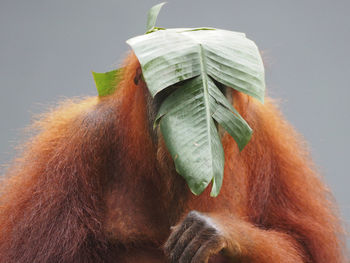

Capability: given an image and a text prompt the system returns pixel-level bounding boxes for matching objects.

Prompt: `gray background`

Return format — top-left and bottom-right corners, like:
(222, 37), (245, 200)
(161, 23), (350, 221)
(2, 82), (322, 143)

(1, 0), (349, 243)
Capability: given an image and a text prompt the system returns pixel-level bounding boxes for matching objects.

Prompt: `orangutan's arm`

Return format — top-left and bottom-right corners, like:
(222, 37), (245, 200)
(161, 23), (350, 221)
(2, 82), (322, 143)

(164, 211), (304, 263)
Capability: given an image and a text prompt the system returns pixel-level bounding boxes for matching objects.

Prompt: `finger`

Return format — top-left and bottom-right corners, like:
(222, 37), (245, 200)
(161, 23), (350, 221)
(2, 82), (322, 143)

(169, 221), (205, 263)
(178, 232), (203, 263)
(178, 226), (218, 263)
(163, 214), (197, 255)
(191, 235), (226, 263)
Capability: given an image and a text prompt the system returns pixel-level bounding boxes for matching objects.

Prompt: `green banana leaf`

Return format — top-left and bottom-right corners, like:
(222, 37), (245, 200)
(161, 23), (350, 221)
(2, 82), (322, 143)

(93, 3), (265, 196)
(127, 25), (264, 196)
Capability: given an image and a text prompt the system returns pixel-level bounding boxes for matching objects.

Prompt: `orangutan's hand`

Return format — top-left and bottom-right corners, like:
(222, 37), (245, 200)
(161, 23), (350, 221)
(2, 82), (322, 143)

(164, 211), (227, 263)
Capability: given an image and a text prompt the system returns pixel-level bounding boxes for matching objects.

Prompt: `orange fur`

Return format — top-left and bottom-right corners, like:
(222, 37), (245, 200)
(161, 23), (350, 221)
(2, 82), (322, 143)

(0, 53), (346, 262)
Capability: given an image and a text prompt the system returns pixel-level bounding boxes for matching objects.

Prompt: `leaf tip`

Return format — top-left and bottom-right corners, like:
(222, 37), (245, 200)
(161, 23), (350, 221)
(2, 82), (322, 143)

(146, 2), (167, 33)
(238, 129), (253, 152)
(210, 191), (219, 198)
(210, 183), (219, 197)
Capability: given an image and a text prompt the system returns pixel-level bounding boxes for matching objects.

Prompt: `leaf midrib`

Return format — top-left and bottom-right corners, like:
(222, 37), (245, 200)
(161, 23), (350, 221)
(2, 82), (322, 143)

(198, 44), (215, 174)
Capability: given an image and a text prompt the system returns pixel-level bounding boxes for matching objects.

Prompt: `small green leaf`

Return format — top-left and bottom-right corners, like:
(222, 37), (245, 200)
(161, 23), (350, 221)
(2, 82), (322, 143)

(208, 80), (253, 151)
(92, 68), (123, 97)
(212, 105), (252, 151)
(146, 2), (166, 33)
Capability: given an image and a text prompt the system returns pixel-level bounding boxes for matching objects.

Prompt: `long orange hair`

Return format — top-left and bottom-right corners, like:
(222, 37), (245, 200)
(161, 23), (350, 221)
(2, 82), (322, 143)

(0, 53), (347, 262)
